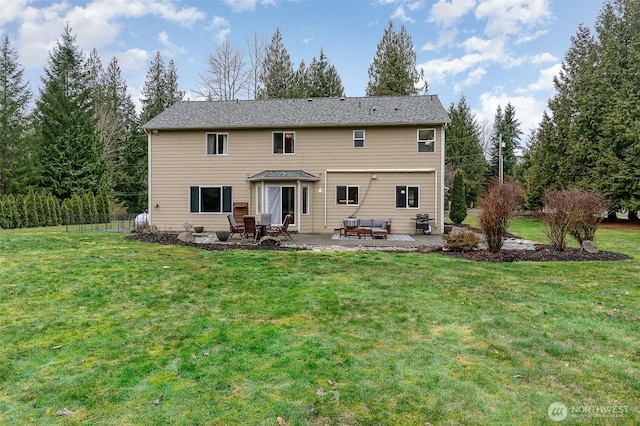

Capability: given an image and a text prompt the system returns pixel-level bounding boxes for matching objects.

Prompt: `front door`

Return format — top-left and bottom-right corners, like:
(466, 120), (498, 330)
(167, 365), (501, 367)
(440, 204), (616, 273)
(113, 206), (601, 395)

(266, 185), (295, 225)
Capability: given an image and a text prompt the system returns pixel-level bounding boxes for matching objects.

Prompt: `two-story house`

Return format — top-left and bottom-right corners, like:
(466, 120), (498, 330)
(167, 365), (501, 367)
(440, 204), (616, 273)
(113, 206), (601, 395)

(142, 95), (450, 235)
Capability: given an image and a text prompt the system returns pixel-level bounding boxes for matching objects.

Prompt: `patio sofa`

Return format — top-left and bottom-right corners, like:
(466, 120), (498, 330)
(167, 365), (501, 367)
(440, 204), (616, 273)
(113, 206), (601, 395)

(340, 218), (389, 239)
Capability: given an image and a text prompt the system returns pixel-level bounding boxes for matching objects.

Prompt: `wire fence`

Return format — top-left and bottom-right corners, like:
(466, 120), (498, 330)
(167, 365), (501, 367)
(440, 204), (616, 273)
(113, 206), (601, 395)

(64, 214), (138, 233)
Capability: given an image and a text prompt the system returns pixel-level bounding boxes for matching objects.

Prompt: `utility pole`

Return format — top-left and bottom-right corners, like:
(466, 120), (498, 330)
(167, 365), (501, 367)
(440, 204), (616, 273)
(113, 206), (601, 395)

(498, 134), (504, 184)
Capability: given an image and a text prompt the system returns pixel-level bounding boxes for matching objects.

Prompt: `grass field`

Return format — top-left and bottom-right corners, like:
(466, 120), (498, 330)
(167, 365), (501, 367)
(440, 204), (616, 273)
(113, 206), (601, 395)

(0, 221), (638, 425)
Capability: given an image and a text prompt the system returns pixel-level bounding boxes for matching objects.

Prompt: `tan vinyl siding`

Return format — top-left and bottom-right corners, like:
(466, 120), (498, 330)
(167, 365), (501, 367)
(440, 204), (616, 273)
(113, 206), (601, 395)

(149, 124), (444, 234)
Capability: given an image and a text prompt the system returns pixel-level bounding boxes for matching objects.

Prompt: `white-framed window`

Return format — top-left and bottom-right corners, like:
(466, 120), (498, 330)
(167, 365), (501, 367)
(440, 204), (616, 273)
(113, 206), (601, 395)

(206, 133), (228, 155)
(302, 185), (310, 215)
(273, 131), (295, 154)
(417, 129), (435, 153)
(336, 185), (359, 206)
(189, 186), (232, 213)
(395, 185), (419, 208)
(353, 130), (365, 148)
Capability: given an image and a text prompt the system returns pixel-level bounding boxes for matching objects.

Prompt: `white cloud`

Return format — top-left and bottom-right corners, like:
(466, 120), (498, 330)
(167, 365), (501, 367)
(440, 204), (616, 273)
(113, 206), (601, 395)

(116, 48), (149, 72)
(0, 0), (29, 26)
(475, 0), (552, 37)
(430, 0), (476, 28)
(391, 6), (415, 23)
(531, 52), (557, 65)
(454, 67), (486, 91)
(158, 31), (187, 57)
(524, 63), (561, 92)
(224, 0), (275, 13)
(216, 28), (232, 44)
(477, 91), (547, 134)
(211, 16), (230, 29)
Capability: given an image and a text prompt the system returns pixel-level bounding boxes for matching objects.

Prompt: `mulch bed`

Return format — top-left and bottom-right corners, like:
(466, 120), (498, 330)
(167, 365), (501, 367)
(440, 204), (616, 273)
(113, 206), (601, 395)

(126, 230), (633, 262)
(124, 232), (304, 252)
(440, 244), (632, 262)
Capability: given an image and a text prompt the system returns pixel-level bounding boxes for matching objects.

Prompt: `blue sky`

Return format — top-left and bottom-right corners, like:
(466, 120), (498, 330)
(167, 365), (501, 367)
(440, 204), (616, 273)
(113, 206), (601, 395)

(1, 0), (605, 138)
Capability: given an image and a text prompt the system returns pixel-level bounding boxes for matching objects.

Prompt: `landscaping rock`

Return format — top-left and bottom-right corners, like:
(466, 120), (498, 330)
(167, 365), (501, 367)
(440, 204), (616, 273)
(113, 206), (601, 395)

(259, 236), (281, 246)
(177, 231), (195, 243)
(582, 240), (599, 253)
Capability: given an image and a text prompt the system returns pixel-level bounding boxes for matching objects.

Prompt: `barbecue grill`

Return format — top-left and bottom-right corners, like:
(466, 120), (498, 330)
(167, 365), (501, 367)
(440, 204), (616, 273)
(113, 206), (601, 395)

(411, 213), (431, 235)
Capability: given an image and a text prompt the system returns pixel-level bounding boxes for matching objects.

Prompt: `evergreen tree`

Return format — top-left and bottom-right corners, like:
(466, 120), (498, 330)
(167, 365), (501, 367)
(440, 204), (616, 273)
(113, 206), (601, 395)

(102, 57), (144, 212)
(366, 21), (425, 96)
(290, 59), (308, 98)
(307, 48), (344, 97)
(525, 0), (640, 215)
(0, 35), (34, 194)
(446, 95), (487, 204)
(140, 52), (184, 124)
(449, 169), (467, 225)
(0, 196), (5, 229)
(140, 51), (166, 124)
(259, 28), (295, 99)
(489, 103), (522, 181)
(33, 25), (107, 199)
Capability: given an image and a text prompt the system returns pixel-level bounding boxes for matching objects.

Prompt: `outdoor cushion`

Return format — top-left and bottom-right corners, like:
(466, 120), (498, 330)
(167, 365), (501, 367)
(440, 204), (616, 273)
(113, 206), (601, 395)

(359, 219), (373, 228)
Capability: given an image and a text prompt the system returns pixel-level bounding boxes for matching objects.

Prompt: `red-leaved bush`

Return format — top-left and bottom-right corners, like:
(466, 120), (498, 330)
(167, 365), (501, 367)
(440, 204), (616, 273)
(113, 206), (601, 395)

(478, 181), (523, 253)
(539, 189), (607, 250)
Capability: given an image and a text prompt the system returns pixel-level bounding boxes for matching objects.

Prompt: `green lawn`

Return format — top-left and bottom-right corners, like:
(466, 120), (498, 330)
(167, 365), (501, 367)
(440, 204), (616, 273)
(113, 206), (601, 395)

(0, 222), (638, 425)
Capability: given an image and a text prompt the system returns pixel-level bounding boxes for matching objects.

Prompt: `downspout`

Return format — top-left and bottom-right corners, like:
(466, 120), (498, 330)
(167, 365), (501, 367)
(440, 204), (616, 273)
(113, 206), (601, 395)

(440, 124), (446, 233)
(324, 171), (328, 228)
(147, 131), (152, 224)
(297, 180), (302, 232)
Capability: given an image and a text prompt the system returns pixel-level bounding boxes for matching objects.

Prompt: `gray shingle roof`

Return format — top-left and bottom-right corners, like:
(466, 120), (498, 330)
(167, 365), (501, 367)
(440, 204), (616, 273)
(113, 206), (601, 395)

(247, 170), (321, 182)
(143, 95), (450, 130)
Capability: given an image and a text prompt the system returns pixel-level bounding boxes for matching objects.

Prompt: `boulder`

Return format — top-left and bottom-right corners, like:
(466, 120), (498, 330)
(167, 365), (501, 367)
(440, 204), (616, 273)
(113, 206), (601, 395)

(258, 236), (281, 246)
(177, 231), (195, 243)
(581, 240), (599, 254)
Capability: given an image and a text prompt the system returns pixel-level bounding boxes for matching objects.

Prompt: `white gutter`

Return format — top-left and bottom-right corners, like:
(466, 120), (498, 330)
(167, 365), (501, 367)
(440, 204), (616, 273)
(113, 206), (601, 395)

(323, 168), (437, 228)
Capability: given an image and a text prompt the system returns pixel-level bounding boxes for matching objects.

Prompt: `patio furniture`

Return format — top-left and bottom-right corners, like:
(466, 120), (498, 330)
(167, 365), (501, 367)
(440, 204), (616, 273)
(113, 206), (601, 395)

(243, 215), (259, 241)
(267, 214), (293, 240)
(227, 214), (245, 238)
(339, 218), (388, 239)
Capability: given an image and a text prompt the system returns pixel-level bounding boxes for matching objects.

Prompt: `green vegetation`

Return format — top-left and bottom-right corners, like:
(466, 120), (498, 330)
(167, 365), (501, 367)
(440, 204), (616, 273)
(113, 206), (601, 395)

(0, 222), (638, 424)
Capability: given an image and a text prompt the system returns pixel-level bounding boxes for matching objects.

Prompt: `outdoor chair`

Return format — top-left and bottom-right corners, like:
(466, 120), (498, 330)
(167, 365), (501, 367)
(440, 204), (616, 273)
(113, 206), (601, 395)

(243, 215), (259, 242)
(267, 214), (293, 241)
(260, 213), (272, 231)
(227, 214), (244, 238)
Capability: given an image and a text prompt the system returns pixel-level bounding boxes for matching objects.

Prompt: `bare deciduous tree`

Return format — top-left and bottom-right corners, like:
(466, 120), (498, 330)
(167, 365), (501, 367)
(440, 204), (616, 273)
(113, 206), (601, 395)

(196, 40), (248, 101)
(245, 33), (265, 100)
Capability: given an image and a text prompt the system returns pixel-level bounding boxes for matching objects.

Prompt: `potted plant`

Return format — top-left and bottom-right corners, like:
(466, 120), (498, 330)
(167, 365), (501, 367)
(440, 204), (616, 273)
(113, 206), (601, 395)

(216, 230), (230, 241)
(193, 226), (205, 233)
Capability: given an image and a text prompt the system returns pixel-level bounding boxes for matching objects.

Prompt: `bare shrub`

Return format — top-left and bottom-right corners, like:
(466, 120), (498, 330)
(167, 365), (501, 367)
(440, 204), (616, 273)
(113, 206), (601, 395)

(538, 190), (575, 251)
(569, 190), (607, 244)
(540, 189), (607, 250)
(478, 181), (523, 253)
(442, 229), (480, 252)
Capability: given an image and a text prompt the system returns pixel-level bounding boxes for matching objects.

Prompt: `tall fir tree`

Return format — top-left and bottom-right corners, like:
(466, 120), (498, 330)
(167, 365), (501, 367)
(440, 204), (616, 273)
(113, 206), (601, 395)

(33, 24), (107, 199)
(102, 57), (145, 213)
(140, 52), (184, 124)
(525, 0), (640, 215)
(366, 21), (425, 96)
(445, 95), (487, 204)
(489, 103), (522, 181)
(259, 28), (295, 99)
(0, 35), (34, 194)
(307, 48), (344, 98)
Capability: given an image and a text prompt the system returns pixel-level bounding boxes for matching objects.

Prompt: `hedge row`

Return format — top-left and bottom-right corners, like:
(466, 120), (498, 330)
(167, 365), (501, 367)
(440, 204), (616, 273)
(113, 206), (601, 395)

(0, 189), (110, 229)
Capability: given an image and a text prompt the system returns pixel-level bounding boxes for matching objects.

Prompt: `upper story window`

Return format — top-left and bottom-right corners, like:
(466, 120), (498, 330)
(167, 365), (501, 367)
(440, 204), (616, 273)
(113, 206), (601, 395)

(206, 133), (228, 155)
(353, 130), (365, 148)
(417, 129), (435, 153)
(273, 131), (295, 154)
(336, 185), (359, 206)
